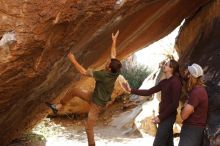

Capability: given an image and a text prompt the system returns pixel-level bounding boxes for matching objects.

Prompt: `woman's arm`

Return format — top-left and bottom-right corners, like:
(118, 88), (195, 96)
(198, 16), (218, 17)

(181, 104), (194, 121)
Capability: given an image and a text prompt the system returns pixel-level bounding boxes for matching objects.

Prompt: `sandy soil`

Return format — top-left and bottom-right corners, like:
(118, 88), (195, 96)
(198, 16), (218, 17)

(31, 102), (179, 146)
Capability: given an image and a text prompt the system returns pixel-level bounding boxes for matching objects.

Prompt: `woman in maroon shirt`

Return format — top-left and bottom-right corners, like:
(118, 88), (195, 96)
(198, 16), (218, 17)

(179, 63), (208, 146)
(123, 59), (182, 146)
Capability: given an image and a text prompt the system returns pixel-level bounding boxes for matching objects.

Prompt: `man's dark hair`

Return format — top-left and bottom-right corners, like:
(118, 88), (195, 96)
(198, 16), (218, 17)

(169, 59), (180, 76)
(109, 59), (122, 73)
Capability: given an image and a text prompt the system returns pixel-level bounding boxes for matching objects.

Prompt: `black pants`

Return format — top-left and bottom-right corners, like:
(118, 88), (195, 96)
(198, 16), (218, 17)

(179, 125), (205, 146)
(153, 114), (176, 146)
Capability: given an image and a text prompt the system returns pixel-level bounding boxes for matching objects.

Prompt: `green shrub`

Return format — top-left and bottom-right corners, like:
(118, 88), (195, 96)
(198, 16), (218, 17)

(121, 65), (152, 89)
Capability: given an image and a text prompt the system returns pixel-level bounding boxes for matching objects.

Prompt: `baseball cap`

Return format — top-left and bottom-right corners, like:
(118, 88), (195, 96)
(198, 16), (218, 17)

(187, 63), (203, 78)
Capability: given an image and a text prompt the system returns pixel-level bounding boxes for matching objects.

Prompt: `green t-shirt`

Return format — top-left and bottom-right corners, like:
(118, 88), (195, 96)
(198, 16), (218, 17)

(90, 70), (119, 106)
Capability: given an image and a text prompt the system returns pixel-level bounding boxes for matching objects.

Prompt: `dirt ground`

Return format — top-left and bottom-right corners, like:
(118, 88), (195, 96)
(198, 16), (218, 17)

(10, 101), (179, 146)
(30, 101), (179, 146)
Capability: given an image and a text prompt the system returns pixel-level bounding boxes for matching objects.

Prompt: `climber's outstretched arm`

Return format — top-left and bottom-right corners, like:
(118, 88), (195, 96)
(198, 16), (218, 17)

(111, 30), (119, 59)
(67, 30), (119, 75)
(67, 52), (88, 76)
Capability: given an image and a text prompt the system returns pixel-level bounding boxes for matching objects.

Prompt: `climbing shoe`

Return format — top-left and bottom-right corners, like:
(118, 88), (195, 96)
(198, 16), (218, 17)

(45, 102), (58, 114)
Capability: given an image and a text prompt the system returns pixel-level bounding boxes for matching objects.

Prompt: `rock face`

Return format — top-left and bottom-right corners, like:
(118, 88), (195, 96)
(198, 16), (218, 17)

(0, 0), (212, 145)
(176, 0), (220, 144)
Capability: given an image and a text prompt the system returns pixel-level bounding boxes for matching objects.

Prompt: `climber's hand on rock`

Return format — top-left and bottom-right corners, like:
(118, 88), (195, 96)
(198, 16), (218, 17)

(67, 52), (75, 60)
(112, 30), (119, 42)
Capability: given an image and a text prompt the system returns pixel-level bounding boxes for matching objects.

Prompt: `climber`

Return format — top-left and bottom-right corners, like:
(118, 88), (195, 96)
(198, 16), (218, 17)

(46, 30), (122, 146)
